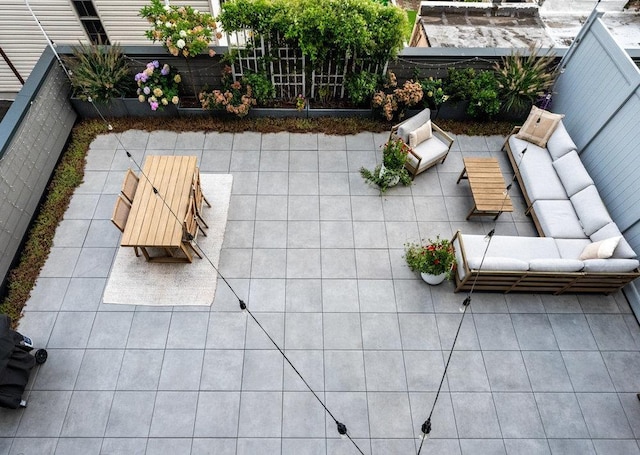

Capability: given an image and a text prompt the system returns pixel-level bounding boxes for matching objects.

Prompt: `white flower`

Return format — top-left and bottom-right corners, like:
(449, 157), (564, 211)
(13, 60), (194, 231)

(193, 9), (199, 13)
(179, 30), (187, 38)
(177, 39), (186, 49)
(165, 21), (172, 28)
(163, 5), (170, 11)
(156, 20), (162, 25)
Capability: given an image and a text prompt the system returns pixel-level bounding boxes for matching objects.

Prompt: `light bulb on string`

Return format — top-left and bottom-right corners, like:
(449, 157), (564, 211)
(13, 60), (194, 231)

(484, 228), (495, 242)
(239, 299), (247, 314)
(459, 296), (471, 313)
(336, 421), (348, 440)
(107, 124), (113, 131)
(419, 418), (432, 440)
(503, 183), (512, 196)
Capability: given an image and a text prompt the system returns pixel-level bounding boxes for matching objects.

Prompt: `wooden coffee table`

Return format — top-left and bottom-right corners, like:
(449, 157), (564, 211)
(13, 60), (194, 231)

(456, 157), (513, 220)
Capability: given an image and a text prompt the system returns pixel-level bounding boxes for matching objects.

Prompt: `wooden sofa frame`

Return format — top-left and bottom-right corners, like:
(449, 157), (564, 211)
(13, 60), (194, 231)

(452, 231), (640, 295)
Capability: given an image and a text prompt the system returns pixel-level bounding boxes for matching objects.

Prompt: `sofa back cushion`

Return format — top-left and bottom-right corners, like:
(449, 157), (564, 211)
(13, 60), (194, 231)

(397, 108), (432, 143)
(467, 256), (529, 271)
(458, 234), (560, 262)
(570, 185), (613, 236)
(546, 120), (577, 160)
(552, 150), (594, 197)
(590, 222), (637, 259)
(579, 236), (621, 260)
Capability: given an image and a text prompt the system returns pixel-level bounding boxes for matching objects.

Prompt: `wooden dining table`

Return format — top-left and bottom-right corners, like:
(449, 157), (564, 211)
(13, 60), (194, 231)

(120, 155), (199, 262)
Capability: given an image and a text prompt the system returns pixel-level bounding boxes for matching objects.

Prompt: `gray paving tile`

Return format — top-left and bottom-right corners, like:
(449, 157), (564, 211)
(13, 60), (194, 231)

(244, 312), (284, 349)
(236, 438), (281, 454)
(285, 279), (322, 312)
(447, 350), (491, 392)
(505, 293), (545, 313)
(60, 391), (112, 437)
(287, 221), (320, 249)
(318, 134), (346, 151)
(493, 392), (545, 438)
(191, 438), (237, 455)
(364, 350), (407, 391)
(367, 392), (413, 438)
(540, 293), (583, 313)
(404, 350), (446, 391)
(282, 392), (326, 437)
(75, 171), (108, 194)
(253, 220), (287, 248)
(398, 313), (440, 349)
(355, 249), (392, 279)
(255, 195), (286, 220)
(319, 150), (348, 172)
(84, 219), (120, 248)
(242, 350), (284, 391)
(361, 313), (401, 350)
(7, 438), (56, 454)
(322, 279), (359, 312)
(72, 247), (115, 278)
(602, 351), (640, 392)
(105, 391), (155, 437)
(549, 313), (598, 350)
(282, 438), (326, 455)
(562, 351), (615, 392)
(358, 280), (396, 313)
(40, 247), (81, 277)
(75, 349), (123, 390)
(535, 392), (589, 438)
(200, 350), (244, 391)
(259, 149), (289, 171)
(166, 311), (208, 349)
(483, 350), (532, 392)
(16, 391), (71, 437)
(437, 313), (481, 350)
(283, 349), (324, 392)
(116, 349), (164, 390)
(285, 313), (323, 349)
(231, 171), (258, 194)
(321, 221), (354, 248)
(394, 279), (434, 313)
(52, 219), (90, 247)
(231, 150), (260, 171)
(385, 221), (420, 249)
(504, 439), (550, 455)
(353, 222), (388, 249)
(258, 171), (289, 194)
(61, 277), (105, 311)
(592, 439), (640, 455)
(511, 313), (558, 350)
(54, 438), (102, 454)
(24, 277), (69, 312)
(351, 196), (384, 221)
(32, 348), (83, 390)
(126, 311), (170, 349)
(324, 350), (366, 391)
(579, 294), (621, 314)
(323, 313), (362, 350)
(237, 391), (282, 437)
(101, 438), (147, 454)
(248, 279), (285, 312)
(145, 438), (192, 454)
(321, 249), (357, 279)
(204, 131), (234, 150)
(87, 311), (132, 348)
(319, 172), (349, 195)
(252, 248), (287, 278)
(577, 392), (633, 438)
(451, 392), (501, 438)
(289, 172), (319, 195)
(324, 392), (370, 438)
(586, 314), (637, 351)
(523, 351), (574, 392)
(459, 439), (506, 455)
(149, 391), (198, 437)
(218, 248), (253, 278)
(158, 350), (204, 390)
(475, 313), (520, 350)
(319, 195), (352, 221)
(193, 392), (240, 437)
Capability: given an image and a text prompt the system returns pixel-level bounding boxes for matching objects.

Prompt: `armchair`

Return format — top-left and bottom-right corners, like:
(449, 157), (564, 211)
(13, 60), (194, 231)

(390, 108), (454, 179)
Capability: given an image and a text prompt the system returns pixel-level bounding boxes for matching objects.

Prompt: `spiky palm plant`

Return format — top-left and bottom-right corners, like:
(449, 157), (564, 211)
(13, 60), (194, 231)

(65, 42), (132, 103)
(494, 45), (558, 115)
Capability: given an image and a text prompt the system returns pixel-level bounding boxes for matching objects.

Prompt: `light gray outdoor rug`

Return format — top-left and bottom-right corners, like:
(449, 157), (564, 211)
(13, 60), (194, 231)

(103, 173), (232, 306)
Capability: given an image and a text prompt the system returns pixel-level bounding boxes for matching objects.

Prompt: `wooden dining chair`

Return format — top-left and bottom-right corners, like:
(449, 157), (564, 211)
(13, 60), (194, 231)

(182, 196), (206, 260)
(192, 167), (211, 228)
(121, 168), (139, 204)
(110, 194), (139, 256)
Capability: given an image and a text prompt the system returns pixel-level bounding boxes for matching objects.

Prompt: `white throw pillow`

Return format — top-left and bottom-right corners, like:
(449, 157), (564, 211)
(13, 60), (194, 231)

(408, 121), (432, 147)
(580, 236), (622, 260)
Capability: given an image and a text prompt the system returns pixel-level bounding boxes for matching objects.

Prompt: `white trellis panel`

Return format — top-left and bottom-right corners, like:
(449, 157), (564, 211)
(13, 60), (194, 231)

(268, 33), (305, 100)
(227, 29), (265, 79)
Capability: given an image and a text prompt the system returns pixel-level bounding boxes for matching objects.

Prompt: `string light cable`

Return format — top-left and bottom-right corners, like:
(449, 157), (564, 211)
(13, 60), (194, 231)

(417, 143), (528, 451)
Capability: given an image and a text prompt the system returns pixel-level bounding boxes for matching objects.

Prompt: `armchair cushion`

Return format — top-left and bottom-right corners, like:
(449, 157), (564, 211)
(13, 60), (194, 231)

(516, 106), (564, 148)
(409, 120), (432, 147)
(406, 136), (449, 173)
(552, 150), (594, 196)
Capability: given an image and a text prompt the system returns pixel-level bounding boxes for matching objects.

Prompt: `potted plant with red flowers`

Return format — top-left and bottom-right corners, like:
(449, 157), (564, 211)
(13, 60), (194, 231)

(404, 236), (456, 285)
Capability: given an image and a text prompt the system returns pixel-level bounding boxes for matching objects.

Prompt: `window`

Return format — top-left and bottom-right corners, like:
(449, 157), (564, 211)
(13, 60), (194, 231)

(71, 0), (109, 45)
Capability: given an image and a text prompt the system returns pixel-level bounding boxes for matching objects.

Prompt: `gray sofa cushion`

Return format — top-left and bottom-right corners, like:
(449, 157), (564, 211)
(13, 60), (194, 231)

(458, 233), (560, 262)
(529, 258), (584, 272)
(590, 222), (637, 259)
(519, 153), (567, 202)
(570, 185), (612, 236)
(552, 150), (594, 197)
(467, 256), (529, 271)
(507, 135), (548, 164)
(533, 200), (586, 238)
(554, 238), (592, 259)
(397, 109), (432, 143)
(546, 121), (577, 160)
(582, 258), (640, 273)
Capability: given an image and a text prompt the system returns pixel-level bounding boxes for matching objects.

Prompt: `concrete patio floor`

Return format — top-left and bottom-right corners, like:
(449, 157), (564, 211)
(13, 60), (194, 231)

(1, 129), (640, 455)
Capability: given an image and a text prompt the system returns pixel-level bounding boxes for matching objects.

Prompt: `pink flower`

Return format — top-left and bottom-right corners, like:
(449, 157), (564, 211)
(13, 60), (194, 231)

(150, 101), (159, 111)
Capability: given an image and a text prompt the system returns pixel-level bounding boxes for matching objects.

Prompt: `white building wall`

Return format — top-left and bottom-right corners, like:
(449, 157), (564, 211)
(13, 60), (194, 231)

(0, 0), (86, 96)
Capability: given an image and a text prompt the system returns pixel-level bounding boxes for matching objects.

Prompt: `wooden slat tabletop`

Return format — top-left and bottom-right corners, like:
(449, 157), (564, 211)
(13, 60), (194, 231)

(463, 157), (513, 212)
(121, 155), (197, 248)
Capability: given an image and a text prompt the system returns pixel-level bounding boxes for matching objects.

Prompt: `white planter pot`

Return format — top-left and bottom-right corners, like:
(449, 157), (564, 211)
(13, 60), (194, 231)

(420, 272), (446, 285)
(379, 164), (400, 187)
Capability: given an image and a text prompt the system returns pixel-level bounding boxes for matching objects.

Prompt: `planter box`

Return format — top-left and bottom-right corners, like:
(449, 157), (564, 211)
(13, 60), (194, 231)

(307, 103), (371, 119)
(434, 100), (470, 120)
(125, 98), (178, 117)
(70, 97), (128, 118)
(249, 106), (307, 118)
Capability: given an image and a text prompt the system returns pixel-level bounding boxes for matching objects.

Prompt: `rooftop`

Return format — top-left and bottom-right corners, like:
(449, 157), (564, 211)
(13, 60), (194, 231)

(2, 128), (639, 454)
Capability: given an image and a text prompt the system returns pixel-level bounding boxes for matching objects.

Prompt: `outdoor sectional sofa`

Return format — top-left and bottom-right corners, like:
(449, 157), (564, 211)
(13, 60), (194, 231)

(453, 108), (640, 294)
